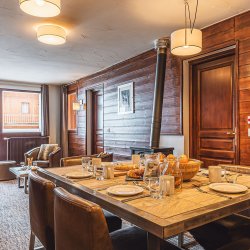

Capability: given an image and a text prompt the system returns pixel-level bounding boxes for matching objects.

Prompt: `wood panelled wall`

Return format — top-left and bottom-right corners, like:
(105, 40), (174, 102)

(68, 50), (182, 159)
(198, 11), (250, 165)
(68, 11), (250, 164)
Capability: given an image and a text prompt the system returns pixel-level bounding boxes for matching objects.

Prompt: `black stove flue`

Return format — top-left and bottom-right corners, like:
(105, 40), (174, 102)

(130, 38), (174, 156)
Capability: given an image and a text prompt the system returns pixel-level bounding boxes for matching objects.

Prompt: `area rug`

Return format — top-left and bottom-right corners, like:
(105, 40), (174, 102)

(0, 180), (203, 250)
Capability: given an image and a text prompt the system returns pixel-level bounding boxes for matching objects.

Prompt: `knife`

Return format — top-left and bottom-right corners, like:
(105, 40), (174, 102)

(121, 194), (150, 203)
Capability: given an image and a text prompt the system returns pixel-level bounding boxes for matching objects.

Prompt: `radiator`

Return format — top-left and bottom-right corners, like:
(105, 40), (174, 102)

(4, 136), (49, 164)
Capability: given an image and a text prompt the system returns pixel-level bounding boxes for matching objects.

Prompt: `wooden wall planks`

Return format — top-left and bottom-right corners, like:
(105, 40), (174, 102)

(68, 10), (250, 164)
(68, 49), (182, 159)
(235, 11), (250, 165)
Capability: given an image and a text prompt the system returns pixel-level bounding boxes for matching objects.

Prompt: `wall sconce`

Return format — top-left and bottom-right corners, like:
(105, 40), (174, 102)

(72, 102), (80, 111)
(72, 100), (85, 111)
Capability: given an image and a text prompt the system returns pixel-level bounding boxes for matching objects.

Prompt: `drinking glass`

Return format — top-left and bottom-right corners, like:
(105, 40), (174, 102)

(95, 167), (104, 181)
(148, 177), (162, 199)
(224, 166), (239, 183)
(20, 162), (26, 170)
(144, 159), (161, 190)
(82, 157), (91, 173)
(170, 160), (183, 191)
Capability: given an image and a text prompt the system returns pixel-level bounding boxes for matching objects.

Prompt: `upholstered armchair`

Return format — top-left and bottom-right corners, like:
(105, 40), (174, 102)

(24, 144), (62, 168)
(60, 153), (113, 167)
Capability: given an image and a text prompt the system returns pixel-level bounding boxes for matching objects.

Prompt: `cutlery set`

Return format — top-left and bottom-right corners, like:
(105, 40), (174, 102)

(192, 184), (232, 199)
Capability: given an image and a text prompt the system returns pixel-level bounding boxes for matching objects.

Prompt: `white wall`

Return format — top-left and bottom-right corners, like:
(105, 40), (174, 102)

(160, 135), (185, 156)
(49, 85), (61, 145)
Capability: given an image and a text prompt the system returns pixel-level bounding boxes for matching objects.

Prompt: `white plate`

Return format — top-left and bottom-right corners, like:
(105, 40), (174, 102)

(106, 185), (144, 196)
(65, 171), (92, 179)
(209, 183), (248, 194)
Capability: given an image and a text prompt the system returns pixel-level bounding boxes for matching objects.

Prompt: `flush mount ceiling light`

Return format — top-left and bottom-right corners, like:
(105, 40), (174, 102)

(19, 0), (61, 17)
(171, 0), (202, 56)
(37, 24), (66, 45)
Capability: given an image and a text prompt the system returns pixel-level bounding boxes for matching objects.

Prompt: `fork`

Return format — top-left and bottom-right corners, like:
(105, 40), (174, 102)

(121, 194), (150, 203)
(192, 184), (232, 199)
(132, 181), (150, 191)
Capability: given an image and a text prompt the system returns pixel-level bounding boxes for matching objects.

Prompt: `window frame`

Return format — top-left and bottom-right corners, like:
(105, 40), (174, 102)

(1, 89), (42, 134)
(67, 91), (77, 132)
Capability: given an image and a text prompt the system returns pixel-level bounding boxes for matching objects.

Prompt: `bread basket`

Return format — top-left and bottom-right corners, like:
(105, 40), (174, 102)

(179, 159), (202, 181)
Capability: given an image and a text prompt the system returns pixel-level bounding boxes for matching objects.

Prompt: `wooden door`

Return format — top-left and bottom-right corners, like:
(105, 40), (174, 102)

(92, 90), (104, 154)
(191, 55), (238, 167)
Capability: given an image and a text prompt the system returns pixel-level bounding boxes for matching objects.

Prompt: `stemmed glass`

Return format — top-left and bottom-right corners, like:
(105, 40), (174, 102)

(143, 158), (162, 198)
(224, 166), (240, 183)
(82, 157), (91, 173)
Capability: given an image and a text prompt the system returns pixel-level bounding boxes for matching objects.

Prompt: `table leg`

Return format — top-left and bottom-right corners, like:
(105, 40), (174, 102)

(147, 232), (161, 250)
(24, 177), (28, 194)
(178, 233), (184, 247)
(18, 177), (22, 188)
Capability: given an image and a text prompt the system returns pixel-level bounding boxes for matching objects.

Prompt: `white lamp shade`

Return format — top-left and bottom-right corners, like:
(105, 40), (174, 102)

(171, 28), (202, 56)
(37, 25), (66, 45)
(72, 102), (80, 111)
(19, 0), (61, 17)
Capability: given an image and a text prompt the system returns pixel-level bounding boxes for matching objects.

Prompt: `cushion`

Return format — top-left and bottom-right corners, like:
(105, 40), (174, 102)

(37, 144), (58, 161)
(103, 210), (122, 233)
(218, 238), (250, 250)
(110, 226), (181, 250)
(190, 214), (250, 250)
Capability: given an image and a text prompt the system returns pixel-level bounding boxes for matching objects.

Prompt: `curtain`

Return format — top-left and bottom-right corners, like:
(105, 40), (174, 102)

(60, 85), (68, 157)
(41, 84), (50, 137)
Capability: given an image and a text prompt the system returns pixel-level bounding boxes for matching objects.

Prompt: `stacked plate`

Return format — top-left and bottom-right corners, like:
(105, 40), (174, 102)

(209, 183), (248, 194)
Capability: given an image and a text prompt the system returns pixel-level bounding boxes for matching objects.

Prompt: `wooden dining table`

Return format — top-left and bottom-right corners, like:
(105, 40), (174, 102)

(38, 165), (250, 250)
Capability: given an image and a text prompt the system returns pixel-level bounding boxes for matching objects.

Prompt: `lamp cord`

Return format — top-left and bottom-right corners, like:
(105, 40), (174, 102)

(185, 0), (199, 34)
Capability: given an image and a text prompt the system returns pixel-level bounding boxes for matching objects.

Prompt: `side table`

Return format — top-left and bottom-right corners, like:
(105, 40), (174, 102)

(9, 167), (30, 194)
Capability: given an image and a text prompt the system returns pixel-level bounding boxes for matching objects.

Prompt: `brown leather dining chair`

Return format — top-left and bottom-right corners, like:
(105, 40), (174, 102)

(29, 172), (122, 249)
(53, 187), (181, 250)
(29, 171), (56, 250)
(190, 214), (250, 249)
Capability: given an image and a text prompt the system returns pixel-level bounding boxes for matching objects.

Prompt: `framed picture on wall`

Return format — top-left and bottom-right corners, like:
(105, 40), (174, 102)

(118, 82), (134, 114)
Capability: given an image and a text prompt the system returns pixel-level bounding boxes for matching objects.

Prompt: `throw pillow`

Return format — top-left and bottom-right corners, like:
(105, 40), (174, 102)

(37, 144), (58, 161)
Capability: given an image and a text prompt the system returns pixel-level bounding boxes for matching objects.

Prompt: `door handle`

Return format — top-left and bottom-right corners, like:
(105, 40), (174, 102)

(226, 132), (236, 135)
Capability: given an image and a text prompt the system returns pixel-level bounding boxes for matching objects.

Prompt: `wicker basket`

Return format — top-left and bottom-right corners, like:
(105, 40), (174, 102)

(179, 159), (202, 181)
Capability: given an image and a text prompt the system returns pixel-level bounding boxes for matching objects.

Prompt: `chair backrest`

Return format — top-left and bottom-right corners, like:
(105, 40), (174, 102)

(29, 172), (55, 250)
(54, 187), (113, 250)
(60, 153), (113, 167)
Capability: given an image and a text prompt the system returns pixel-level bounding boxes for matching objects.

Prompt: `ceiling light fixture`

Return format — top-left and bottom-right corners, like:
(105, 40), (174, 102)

(37, 24), (66, 45)
(171, 0), (202, 56)
(19, 0), (61, 17)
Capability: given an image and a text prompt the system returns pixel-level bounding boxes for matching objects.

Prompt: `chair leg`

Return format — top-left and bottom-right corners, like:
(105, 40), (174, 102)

(178, 233), (184, 247)
(29, 231), (35, 250)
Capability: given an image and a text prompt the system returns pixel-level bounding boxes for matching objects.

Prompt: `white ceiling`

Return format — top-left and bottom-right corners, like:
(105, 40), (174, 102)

(0, 0), (249, 84)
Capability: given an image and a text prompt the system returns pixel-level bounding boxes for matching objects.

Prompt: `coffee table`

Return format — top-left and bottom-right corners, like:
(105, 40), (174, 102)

(9, 167), (30, 194)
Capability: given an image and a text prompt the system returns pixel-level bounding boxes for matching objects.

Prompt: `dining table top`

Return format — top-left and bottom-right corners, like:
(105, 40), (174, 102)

(38, 165), (250, 241)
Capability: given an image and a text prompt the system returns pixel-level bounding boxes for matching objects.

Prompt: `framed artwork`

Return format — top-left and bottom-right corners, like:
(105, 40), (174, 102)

(117, 82), (134, 114)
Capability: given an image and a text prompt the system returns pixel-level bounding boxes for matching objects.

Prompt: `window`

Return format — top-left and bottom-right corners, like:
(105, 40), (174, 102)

(68, 92), (77, 130)
(2, 90), (41, 132)
(21, 102), (30, 114)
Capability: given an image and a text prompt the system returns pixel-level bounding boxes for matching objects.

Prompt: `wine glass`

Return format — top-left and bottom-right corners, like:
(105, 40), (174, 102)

(224, 166), (239, 183)
(82, 157), (91, 173)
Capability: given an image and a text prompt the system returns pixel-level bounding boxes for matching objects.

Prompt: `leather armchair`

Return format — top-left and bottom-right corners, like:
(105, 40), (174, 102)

(25, 146), (62, 168)
(60, 153), (113, 167)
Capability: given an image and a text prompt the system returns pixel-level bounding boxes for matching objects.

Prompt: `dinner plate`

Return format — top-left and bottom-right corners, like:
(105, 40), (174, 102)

(106, 185), (144, 196)
(65, 171), (92, 179)
(209, 183), (248, 194)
